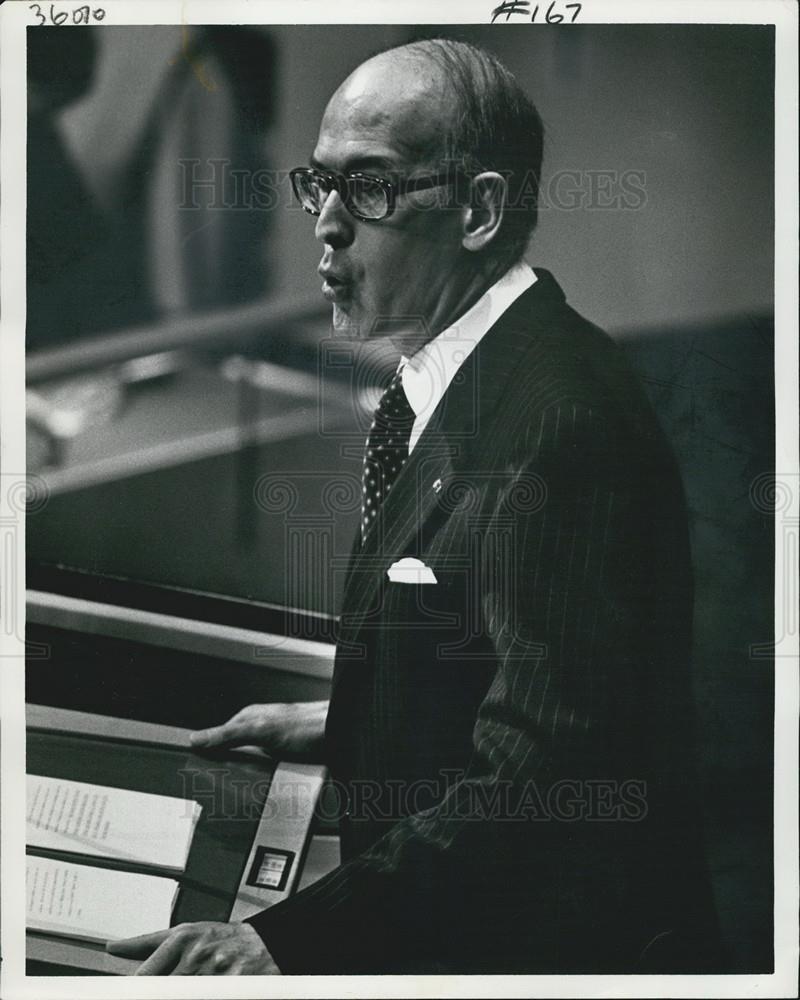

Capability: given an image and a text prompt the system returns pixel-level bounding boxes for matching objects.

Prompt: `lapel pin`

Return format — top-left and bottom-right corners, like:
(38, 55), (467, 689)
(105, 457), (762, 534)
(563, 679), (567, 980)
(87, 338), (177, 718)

(432, 478), (443, 494)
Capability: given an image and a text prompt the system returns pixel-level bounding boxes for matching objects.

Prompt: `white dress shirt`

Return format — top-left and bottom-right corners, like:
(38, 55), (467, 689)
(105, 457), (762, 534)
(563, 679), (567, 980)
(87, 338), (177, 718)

(400, 262), (536, 454)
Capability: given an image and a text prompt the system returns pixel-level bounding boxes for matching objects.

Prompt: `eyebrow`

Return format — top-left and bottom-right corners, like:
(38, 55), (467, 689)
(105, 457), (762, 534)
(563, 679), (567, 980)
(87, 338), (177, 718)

(309, 153), (399, 175)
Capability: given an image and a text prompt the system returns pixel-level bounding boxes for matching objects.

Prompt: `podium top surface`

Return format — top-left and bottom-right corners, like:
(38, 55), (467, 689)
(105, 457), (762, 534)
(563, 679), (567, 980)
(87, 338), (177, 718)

(25, 704), (326, 974)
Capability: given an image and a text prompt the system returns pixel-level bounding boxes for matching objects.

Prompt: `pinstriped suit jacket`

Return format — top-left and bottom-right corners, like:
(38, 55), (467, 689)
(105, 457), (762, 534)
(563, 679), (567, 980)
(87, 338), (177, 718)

(248, 270), (720, 973)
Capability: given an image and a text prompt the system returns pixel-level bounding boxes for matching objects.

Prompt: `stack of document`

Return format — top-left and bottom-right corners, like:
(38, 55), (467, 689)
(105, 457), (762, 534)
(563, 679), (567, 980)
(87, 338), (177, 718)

(26, 856), (181, 943)
(26, 775), (202, 941)
(27, 775), (201, 870)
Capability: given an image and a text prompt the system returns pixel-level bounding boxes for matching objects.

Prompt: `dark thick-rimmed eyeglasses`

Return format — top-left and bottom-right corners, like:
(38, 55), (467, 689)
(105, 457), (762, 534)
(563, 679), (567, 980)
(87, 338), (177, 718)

(289, 166), (457, 222)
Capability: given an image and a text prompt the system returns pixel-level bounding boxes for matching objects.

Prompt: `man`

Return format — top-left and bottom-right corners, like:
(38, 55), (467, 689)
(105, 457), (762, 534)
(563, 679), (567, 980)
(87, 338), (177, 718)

(109, 38), (719, 975)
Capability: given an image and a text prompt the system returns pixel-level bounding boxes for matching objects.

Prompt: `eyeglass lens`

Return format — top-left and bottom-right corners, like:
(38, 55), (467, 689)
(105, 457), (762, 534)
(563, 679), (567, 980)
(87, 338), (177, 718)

(294, 171), (388, 220)
(346, 176), (389, 219)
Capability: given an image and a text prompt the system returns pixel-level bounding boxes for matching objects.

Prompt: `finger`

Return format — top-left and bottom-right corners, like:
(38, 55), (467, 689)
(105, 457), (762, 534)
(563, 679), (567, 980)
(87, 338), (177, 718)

(135, 932), (190, 976)
(189, 719), (245, 748)
(106, 928), (171, 957)
(171, 947), (225, 976)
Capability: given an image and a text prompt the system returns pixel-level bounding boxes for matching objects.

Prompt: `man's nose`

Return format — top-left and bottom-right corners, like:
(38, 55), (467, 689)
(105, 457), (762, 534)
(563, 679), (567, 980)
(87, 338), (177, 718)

(314, 190), (354, 248)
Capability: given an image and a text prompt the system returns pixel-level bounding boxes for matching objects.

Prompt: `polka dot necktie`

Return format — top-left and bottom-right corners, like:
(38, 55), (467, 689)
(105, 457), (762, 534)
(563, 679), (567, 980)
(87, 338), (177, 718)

(360, 368), (416, 544)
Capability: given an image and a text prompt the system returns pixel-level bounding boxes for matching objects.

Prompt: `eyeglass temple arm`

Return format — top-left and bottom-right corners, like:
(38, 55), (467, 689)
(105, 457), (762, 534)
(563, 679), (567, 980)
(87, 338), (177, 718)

(396, 170), (460, 195)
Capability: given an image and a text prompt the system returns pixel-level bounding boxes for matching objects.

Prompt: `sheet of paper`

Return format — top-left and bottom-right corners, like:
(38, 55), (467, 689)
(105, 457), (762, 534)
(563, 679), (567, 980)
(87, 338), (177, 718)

(26, 855), (179, 943)
(27, 774), (201, 872)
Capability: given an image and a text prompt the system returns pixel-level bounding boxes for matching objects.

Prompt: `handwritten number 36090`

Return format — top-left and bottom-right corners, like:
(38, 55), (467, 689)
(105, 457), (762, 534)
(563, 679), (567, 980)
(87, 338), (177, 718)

(29, 4), (106, 25)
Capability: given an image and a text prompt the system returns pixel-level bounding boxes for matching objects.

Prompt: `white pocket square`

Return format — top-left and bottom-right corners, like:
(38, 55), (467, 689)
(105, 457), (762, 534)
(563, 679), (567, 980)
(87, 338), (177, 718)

(387, 557), (438, 584)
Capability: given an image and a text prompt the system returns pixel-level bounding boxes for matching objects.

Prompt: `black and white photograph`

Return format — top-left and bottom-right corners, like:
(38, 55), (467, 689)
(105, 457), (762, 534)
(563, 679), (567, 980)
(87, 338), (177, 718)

(0, 0), (797, 996)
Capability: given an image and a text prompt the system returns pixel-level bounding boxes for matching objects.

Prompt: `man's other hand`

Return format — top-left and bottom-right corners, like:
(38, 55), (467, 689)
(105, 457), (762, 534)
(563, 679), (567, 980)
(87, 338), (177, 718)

(189, 701), (328, 761)
(106, 921), (279, 975)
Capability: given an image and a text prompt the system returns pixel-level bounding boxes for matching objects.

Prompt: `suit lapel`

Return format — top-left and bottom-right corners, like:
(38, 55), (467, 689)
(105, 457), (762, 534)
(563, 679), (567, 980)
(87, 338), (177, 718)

(336, 426), (456, 649)
(335, 269), (567, 652)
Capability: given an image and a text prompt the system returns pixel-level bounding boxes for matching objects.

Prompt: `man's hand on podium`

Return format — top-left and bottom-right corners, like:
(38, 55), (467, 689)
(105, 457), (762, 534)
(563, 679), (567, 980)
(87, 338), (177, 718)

(106, 921), (279, 975)
(189, 701), (329, 762)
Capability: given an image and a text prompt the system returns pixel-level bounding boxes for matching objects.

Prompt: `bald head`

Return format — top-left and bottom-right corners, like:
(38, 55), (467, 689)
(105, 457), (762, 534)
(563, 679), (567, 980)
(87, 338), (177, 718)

(316, 39), (544, 271)
(318, 46), (455, 171)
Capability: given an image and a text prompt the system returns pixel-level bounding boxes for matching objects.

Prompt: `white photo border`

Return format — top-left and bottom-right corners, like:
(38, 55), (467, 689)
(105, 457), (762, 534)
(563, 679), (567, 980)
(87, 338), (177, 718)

(1, 1), (797, 998)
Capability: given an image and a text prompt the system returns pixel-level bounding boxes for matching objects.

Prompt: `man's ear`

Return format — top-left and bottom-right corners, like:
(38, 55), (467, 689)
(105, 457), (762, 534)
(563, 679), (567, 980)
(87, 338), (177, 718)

(461, 171), (507, 253)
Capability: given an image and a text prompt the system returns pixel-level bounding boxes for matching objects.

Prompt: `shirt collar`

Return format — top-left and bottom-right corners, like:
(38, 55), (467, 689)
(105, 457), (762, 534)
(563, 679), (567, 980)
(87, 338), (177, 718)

(400, 262), (536, 420)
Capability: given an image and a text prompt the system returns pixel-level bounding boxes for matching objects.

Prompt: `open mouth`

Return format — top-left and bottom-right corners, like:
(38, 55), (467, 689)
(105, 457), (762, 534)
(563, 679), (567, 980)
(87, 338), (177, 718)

(321, 275), (352, 302)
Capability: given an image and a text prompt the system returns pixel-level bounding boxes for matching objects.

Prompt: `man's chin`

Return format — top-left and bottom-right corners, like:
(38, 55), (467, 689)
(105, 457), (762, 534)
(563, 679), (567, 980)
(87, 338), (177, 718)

(331, 303), (366, 339)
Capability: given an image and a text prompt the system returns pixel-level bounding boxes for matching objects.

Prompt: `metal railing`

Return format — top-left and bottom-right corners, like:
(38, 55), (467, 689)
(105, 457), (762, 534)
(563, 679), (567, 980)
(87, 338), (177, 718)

(26, 294), (329, 384)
